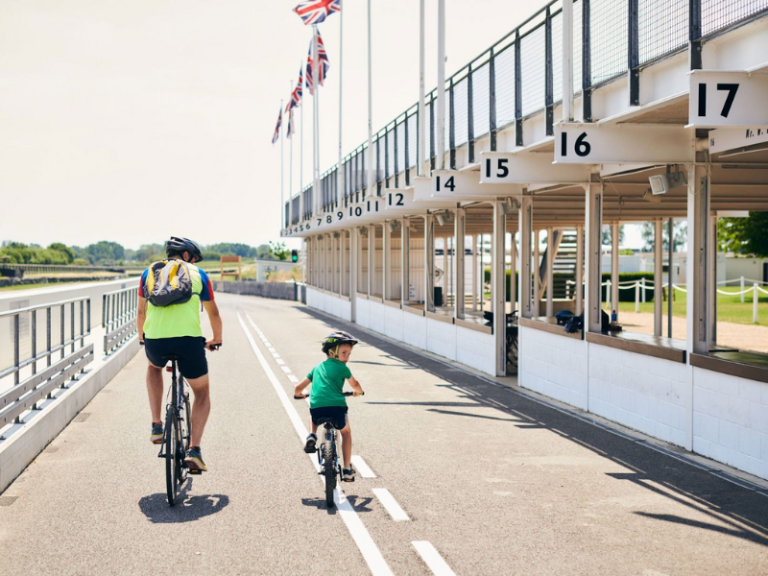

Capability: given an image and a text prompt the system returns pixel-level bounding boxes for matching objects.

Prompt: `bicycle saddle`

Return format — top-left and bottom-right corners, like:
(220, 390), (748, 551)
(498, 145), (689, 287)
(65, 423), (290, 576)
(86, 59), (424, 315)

(160, 355), (183, 362)
(315, 417), (341, 429)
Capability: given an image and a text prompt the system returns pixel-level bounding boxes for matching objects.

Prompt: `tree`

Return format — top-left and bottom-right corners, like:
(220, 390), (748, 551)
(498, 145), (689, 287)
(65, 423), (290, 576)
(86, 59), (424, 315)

(255, 244), (273, 260)
(48, 242), (75, 264)
(641, 221), (687, 252)
(206, 243), (255, 258)
(268, 241), (290, 261)
(718, 212), (768, 257)
(601, 225), (625, 247)
(85, 241), (125, 264)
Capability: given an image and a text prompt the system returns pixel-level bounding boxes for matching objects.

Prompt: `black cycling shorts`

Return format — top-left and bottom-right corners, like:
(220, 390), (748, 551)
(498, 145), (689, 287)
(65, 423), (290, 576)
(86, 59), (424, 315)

(310, 406), (349, 430)
(144, 336), (208, 380)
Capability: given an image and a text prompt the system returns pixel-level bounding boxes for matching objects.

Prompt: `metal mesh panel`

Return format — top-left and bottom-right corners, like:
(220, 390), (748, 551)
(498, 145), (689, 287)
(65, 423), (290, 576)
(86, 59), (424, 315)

(495, 45), (516, 128)
(573, 0), (583, 93)
(702, 0), (768, 35)
(430, 94), (450, 156)
(453, 77), (469, 147)
(521, 26), (546, 116)
(552, 11), (563, 104)
(376, 137), (385, 183)
(387, 129), (395, 180)
(407, 112), (418, 167)
(396, 120), (406, 175)
(590, 0), (628, 85)
(639, 0), (688, 64)
(472, 63), (490, 138)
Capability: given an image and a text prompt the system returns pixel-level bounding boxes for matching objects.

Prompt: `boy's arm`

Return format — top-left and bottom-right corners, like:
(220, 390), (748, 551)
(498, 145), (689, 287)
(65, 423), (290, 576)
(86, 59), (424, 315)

(294, 377), (312, 399)
(347, 375), (364, 396)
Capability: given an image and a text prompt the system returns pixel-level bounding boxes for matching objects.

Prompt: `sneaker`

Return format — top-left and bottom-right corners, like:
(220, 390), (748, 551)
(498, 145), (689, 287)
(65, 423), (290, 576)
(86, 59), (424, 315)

(185, 447), (207, 473)
(341, 466), (355, 482)
(150, 423), (164, 445)
(304, 433), (317, 453)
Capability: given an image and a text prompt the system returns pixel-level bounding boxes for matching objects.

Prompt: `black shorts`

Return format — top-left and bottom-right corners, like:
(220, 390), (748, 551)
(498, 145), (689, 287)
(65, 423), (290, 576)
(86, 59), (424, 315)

(310, 406), (348, 430)
(144, 336), (208, 380)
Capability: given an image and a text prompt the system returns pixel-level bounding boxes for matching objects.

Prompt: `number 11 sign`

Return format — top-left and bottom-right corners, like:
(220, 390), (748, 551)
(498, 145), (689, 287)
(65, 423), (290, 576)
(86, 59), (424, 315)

(554, 123), (690, 164)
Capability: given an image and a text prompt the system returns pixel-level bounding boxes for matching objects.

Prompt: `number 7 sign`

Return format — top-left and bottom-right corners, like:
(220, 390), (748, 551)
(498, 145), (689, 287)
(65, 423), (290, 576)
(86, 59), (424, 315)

(688, 70), (768, 128)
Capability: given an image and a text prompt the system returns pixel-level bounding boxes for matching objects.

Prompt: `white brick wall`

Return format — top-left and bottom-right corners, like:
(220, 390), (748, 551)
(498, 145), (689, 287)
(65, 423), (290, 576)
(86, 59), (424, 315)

(588, 343), (692, 450)
(693, 367), (768, 480)
(456, 326), (495, 376)
(384, 305), (404, 341)
(519, 326), (589, 410)
(426, 318), (457, 361)
(368, 300), (386, 334)
(403, 311), (427, 350)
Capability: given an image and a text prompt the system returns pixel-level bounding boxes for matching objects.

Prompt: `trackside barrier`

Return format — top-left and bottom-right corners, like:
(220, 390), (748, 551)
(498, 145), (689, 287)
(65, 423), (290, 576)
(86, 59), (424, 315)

(0, 297), (93, 435)
(103, 286), (138, 355)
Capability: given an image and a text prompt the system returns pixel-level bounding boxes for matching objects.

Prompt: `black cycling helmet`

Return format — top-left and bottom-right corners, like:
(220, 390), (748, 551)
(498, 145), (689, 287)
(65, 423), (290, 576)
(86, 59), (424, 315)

(166, 236), (203, 263)
(322, 330), (359, 356)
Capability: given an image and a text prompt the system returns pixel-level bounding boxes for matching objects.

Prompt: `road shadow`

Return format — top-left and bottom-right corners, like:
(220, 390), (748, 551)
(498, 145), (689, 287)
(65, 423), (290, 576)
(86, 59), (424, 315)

(298, 306), (768, 548)
(301, 495), (373, 515)
(139, 489), (230, 523)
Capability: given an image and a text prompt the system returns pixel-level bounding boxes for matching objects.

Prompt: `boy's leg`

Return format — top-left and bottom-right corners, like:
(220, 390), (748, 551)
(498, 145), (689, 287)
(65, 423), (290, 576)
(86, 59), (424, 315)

(339, 424), (352, 469)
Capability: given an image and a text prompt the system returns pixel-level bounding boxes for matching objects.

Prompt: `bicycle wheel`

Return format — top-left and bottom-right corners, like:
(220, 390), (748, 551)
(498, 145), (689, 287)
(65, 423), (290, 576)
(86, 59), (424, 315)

(323, 441), (336, 507)
(165, 406), (178, 506)
(176, 391), (191, 483)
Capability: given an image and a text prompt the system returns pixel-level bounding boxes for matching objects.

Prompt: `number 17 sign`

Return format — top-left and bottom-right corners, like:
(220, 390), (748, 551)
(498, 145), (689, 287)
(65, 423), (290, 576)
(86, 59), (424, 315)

(688, 69), (768, 128)
(554, 123), (690, 164)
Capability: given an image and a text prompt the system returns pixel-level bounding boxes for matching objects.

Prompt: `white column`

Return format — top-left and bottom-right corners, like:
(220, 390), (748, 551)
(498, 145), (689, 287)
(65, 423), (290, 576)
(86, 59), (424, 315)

(366, 0), (374, 197)
(654, 219), (663, 336)
(493, 202), (507, 376)
(478, 234), (483, 311)
(455, 209), (465, 319)
(471, 234), (478, 311)
(337, 1), (344, 202)
(510, 231), (517, 314)
(383, 223), (391, 300)
(562, 0), (573, 122)
(687, 156), (711, 355)
(402, 219), (410, 306)
(312, 27), (320, 215)
(418, 0), (426, 176)
(533, 230), (541, 317)
(585, 180), (603, 333)
(436, 0), (446, 170)
(519, 196), (534, 319)
(546, 227), (555, 318)
(611, 223), (620, 320)
(442, 237), (448, 304)
(367, 224), (374, 297)
(576, 225), (584, 315)
(425, 214), (435, 312)
(350, 230), (357, 321)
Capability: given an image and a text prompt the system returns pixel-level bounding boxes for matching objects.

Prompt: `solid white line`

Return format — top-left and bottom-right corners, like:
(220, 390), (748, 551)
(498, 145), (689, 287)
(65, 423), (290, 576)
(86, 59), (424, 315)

(238, 314), (394, 576)
(412, 542), (455, 576)
(373, 488), (409, 521)
(281, 366), (292, 373)
(351, 455), (377, 478)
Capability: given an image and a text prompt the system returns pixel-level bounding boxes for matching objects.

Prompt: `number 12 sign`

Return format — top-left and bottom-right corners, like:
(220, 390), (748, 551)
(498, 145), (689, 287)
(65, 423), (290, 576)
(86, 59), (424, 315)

(688, 70), (768, 128)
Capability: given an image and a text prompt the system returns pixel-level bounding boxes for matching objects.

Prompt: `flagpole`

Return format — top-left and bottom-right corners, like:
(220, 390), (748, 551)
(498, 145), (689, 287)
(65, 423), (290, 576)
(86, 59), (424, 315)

(337, 0), (344, 204)
(366, 0), (374, 198)
(280, 99), (285, 230)
(418, 0), (426, 176)
(300, 69), (304, 221)
(437, 0), (446, 171)
(313, 25), (320, 215)
(289, 83), (294, 227)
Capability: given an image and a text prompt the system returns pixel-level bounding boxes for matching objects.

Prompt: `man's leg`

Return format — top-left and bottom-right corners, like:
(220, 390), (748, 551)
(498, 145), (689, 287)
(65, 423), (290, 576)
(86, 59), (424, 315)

(186, 373), (211, 447)
(147, 363), (164, 424)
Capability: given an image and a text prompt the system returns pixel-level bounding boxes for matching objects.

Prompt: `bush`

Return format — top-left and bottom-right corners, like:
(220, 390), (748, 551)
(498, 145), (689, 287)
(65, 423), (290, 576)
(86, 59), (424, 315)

(601, 272), (656, 303)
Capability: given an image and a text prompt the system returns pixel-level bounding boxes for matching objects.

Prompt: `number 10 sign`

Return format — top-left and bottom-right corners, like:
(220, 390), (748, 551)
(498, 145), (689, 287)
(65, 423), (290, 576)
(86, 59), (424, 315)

(554, 123), (690, 164)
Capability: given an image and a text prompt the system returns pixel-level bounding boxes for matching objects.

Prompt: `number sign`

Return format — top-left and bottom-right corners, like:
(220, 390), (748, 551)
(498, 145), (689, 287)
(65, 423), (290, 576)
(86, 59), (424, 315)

(689, 70), (768, 128)
(480, 152), (589, 184)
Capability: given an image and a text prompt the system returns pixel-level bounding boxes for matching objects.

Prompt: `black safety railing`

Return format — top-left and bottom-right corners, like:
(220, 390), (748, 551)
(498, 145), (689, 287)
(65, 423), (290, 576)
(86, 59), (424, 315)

(103, 286), (138, 355)
(0, 297), (93, 433)
(283, 0), (768, 222)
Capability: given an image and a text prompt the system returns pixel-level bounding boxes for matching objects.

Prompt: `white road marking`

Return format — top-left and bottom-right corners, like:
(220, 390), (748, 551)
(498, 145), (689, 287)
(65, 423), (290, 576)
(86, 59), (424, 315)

(373, 489), (409, 521)
(288, 375), (299, 383)
(238, 313), (394, 576)
(412, 542), (456, 576)
(281, 366), (292, 373)
(275, 358), (285, 365)
(351, 455), (377, 478)
(268, 348), (277, 354)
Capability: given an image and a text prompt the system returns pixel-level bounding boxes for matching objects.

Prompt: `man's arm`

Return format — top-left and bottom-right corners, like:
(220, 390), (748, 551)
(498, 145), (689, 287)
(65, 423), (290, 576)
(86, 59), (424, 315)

(202, 300), (223, 349)
(137, 296), (147, 342)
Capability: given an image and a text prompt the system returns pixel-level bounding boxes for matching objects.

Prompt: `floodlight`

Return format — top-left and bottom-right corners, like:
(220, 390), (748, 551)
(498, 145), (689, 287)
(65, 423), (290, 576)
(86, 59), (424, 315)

(436, 213), (446, 226)
(500, 197), (520, 215)
(649, 167), (687, 195)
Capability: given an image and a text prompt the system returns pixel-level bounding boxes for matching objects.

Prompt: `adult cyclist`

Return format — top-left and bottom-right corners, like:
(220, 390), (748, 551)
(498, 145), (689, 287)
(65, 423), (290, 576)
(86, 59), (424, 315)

(136, 236), (223, 473)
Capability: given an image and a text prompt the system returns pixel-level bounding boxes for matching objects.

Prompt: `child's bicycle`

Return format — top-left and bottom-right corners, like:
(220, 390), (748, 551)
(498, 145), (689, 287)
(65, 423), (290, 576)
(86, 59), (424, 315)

(294, 391), (363, 508)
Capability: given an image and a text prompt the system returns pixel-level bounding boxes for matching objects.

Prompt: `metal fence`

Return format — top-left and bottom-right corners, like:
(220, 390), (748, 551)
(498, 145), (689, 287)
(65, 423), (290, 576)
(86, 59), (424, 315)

(103, 286), (138, 355)
(0, 263), (126, 276)
(0, 297), (93, 433)
(284, 0), (768, 221)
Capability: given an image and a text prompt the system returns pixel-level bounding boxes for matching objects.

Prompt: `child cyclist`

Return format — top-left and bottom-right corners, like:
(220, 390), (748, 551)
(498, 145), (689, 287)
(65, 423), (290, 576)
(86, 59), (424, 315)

(294, 331), (364, 482)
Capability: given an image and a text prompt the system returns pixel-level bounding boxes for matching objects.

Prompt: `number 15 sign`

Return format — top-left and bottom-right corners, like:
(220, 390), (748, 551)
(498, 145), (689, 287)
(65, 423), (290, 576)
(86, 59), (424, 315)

(688, 70), (768, 128)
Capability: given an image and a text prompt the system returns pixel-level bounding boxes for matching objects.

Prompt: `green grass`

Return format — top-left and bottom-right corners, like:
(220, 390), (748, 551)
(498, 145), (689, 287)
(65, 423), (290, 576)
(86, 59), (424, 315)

(618, 286), (768, 327)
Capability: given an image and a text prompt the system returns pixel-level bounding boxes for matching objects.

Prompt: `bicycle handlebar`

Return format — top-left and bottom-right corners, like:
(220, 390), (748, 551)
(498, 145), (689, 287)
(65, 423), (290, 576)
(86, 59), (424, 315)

(293, 391), (364, 400)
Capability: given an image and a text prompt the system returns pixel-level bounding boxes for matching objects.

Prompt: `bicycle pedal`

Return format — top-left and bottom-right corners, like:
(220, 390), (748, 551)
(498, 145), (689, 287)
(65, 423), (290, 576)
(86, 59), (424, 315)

(188, 469), (203, 475)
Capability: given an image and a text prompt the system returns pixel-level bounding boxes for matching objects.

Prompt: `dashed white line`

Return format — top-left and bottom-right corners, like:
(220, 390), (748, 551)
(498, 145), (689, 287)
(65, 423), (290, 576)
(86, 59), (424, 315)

(287, 375), (299, 383)
(238, 313), (394, 576)
(281, 366), (292, 374)
(351, 455), (376, 478)
(373, 488), (409, 521)
(412, 542), (455, 576)
(275, 358), (285, 365)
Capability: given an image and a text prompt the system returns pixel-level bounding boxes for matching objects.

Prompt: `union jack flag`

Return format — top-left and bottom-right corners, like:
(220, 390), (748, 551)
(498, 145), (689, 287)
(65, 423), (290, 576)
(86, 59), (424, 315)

(286, 68), (303, 113)
(305, 30), (330, 96)
(294, 0), (340, 26)
(286, 109), (295, 139)
(271, 106), (282, 144)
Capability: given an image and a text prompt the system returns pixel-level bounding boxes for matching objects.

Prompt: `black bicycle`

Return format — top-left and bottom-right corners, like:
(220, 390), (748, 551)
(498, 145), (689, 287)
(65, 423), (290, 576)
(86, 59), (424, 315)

(158, 355), (193, 506)
(294, 391), (363, 508)
(484, 310), (519, 375)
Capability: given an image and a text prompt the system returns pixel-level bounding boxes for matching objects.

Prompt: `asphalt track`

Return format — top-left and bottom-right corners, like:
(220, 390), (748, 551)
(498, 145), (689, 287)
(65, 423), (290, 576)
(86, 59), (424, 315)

(1, 293), (767, 575)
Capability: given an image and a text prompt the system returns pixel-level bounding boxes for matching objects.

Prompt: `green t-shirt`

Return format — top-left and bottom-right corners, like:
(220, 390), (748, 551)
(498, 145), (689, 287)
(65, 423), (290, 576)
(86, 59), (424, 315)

(140, 263), (215, 339)
(307, 358), (353, 409)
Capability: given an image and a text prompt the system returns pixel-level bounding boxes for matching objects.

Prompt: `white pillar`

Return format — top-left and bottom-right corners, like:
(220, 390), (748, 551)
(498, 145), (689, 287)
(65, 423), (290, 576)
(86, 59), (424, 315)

(654, 219), (663, 337)
(402, 219), (410, 306)
(436, 0), (446, 170)
(546, 227), (555, 318)
(367, 224), (374, 297)
(366, 0), (374, 198)
(442, 237), (448, 304)
(576, 225), (584, 315)
(510, 231), (517, 314)
(585, 180), (603, 333)
(611, 222), (620, 320)
(383, 223), (391, 300)
(350, 230), (357, 321)
(471, 233), (478, 311)
(493, 201), (507, 376)
(562, 0), (573, 122)
(519, 196), (534, 319)
(425, 214), (435, 312)
(687, 157), (711, 355)
(455, 209), (465, 319)
(533, 230), (541, 317)
(418, 0), (426, 176)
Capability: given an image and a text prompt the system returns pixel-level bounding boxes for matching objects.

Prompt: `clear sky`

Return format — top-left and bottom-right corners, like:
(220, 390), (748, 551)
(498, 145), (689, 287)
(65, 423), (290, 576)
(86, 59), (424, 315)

(0, 0), (546, 250)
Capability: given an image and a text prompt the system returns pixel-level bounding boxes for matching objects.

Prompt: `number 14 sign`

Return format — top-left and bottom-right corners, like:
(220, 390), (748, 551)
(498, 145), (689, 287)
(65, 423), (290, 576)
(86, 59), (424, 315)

(554, 123), (690, 164)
